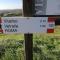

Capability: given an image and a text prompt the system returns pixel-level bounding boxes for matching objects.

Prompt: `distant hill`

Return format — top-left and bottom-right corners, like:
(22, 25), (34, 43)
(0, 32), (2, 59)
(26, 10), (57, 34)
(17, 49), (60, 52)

(0, 9), (22, 14)
(0, 9), (22, 16)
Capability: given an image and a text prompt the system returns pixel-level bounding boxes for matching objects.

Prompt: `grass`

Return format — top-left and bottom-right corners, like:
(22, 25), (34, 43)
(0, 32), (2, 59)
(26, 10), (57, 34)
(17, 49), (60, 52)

(55, 26), (60, 34)
(0, 34), (24, 40)
(0, 26), (60, 60)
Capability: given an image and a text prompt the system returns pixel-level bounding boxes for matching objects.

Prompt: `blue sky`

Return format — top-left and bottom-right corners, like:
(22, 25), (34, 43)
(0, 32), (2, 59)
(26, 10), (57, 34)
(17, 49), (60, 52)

(0, 0), (22, 10)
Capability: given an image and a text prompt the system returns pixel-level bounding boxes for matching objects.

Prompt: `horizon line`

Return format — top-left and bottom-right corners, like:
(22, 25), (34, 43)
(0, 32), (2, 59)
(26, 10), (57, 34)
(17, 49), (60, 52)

(0, 8), (22, 10)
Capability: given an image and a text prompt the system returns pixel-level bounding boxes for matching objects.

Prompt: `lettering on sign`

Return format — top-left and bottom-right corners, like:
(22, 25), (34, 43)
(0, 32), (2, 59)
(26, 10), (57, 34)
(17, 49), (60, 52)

(40, 19), (46, 22)
(1, 17), (20, 33)
(4, 20), (18, 23)
(4, 24), (18, 32)
(34, 0), (47, 15)
(35, 0), (43, 4)
(5, 24), (18, 28)
(5, 29), (17, 32)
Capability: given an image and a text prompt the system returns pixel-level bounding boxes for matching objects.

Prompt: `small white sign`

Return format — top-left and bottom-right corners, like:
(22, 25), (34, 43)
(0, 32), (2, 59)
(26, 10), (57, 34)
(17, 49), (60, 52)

(46, 0), (60, 15)
(34, 0), (60, 15)
(1, 17), (55, 34)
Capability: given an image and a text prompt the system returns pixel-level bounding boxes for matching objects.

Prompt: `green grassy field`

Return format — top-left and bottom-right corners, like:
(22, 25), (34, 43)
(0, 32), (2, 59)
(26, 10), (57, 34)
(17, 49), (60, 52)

(0, 34), (24, 40)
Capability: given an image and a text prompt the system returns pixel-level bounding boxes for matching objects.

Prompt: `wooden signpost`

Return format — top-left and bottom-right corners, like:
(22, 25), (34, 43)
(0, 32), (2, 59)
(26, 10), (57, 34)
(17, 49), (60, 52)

(0, 0), (60, 60)
(23, 0), (33, 60)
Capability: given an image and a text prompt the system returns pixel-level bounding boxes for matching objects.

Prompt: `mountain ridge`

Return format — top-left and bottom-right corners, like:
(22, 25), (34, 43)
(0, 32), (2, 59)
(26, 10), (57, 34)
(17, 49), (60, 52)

(0, 9), (22, 14)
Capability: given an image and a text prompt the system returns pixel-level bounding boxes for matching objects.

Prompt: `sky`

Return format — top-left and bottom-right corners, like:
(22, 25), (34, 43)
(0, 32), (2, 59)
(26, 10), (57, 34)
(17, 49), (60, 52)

(0, 0), (22, 10)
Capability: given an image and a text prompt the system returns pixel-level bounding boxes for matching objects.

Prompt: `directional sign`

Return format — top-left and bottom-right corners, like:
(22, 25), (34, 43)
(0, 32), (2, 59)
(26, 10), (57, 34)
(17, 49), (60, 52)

(33, 0), (60, 15)
(0, 17), (55, 34)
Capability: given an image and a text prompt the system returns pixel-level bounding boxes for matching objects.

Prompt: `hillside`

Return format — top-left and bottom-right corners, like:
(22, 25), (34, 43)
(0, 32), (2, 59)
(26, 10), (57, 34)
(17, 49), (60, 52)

(0, 9), (22, 16)
(0, 9), (22, 13)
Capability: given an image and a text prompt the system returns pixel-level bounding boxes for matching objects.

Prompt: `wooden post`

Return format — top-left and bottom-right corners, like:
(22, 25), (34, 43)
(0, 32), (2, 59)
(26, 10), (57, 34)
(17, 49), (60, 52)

(24, 34), (33, 60)
(23, 0), (33, 60)
(55, 18), (60, 25)
(23, 0), (33, 16)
